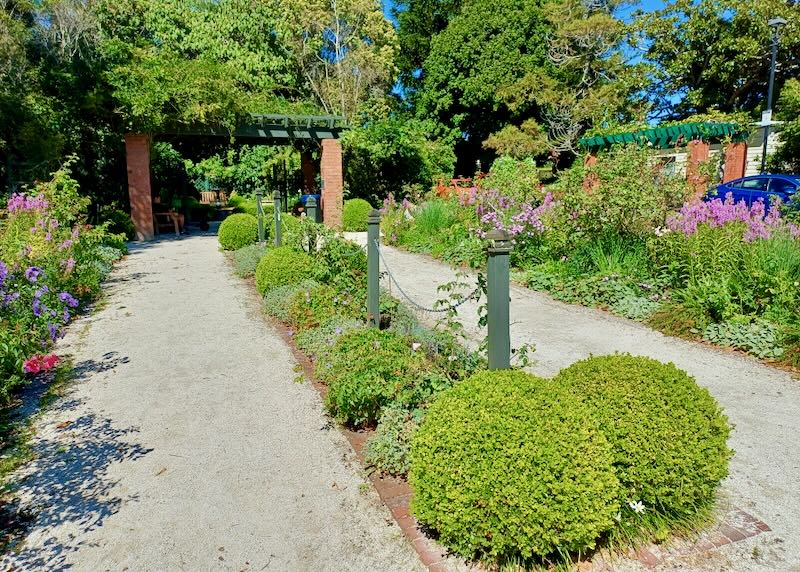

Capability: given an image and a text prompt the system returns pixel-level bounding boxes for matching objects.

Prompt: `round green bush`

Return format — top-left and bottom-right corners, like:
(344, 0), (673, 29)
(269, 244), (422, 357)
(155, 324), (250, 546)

(409, 370), (620, 562)
(555, 354), (731, 536)
(255, 246), (315, 295)
(218, 213), (258, 250)
(342, 198), (373, 231)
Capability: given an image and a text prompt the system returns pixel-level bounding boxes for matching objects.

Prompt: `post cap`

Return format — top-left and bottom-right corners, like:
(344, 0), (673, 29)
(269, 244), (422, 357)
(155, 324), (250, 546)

(486, 229), (513, 253)
(306, 196), (317, 207)
(272, 190), (282, 200)
(367, 208), (382, 223)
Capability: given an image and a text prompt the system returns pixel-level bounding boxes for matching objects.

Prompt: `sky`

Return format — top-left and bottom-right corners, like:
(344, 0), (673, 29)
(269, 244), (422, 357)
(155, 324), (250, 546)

(383, 0), (668, 24)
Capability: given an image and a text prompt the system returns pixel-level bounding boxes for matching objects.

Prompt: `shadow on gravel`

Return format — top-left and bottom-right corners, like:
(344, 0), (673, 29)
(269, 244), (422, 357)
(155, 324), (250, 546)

(2, 352), (148, 571)
(6, 415), (152, 571)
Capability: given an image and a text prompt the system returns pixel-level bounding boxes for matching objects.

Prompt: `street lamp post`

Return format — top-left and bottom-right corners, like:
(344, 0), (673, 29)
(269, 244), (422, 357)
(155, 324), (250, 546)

(760, 17), (787, 174)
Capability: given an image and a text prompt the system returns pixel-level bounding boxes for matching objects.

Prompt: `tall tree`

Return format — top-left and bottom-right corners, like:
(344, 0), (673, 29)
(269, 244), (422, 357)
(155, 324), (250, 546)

(636, 0), (800, 118)
(278, 0), (399, 123)
(392, 0), (462, 91)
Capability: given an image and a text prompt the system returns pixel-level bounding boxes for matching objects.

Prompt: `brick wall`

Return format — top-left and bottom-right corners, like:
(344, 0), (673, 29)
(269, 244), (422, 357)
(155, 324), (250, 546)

(125, 134), (154, 241)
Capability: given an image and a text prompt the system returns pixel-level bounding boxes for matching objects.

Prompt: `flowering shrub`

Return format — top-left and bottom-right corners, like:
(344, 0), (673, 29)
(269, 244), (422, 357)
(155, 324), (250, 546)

(0, 161), (125, 402)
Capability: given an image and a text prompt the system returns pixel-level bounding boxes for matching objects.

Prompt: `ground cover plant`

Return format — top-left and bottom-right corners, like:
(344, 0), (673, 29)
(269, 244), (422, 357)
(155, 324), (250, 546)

(383, 146), (800, 365)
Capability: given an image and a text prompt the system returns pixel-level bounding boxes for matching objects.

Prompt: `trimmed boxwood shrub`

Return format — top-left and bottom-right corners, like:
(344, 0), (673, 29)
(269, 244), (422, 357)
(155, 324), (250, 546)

(218, 213), (259, 250)
(555, 354), (731, 538)
(409, 370), (620, 562)
(317, 328), (428, 427)
(255, 246), (315, 295)
(342, 198), (373, 231)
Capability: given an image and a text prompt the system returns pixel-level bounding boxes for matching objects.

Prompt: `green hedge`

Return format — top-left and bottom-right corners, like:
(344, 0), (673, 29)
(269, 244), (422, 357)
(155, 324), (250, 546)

(409, 370), (619, 562)
(555, 354), (732, 538)
(218, 213), (258, 250)
(255, 246), (315, 295)
(342, 198), (373, 231)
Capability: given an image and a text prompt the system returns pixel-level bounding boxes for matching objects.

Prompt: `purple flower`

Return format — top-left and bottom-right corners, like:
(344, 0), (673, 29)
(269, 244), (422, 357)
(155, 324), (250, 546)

(7, 193), (49, 214)
(25, 266), (43, 282)
(32, 299), (42, 317)
(58, 292), (79, 308)
(62, 258), (75, 273)
(0, 261), (7, 286)
(58, 239), (73, 251)
(34, 286), (49, 299)
(48, 323), (59, 342)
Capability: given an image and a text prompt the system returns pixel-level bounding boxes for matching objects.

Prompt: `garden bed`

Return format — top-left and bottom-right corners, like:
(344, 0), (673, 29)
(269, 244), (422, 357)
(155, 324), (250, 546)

(222, 212), (749, 571)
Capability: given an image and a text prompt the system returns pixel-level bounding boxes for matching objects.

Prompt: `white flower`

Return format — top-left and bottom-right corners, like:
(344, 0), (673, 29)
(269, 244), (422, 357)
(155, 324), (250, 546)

(614, 512), (622, 522)
(628, 500), (645, 514)
(411, 342), (422, 352)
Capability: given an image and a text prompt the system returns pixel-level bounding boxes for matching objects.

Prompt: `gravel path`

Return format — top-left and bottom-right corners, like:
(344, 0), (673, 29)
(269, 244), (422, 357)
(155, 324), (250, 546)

(2, 234), (424, 572)
(352, 235), (800, 572)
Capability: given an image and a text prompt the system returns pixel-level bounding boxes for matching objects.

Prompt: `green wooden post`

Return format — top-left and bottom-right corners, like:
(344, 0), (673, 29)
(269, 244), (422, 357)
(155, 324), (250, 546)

(255, 189), (265, 245)
(306, 196), (318, 223)
(486, 229), (512, 370)
(367, 209), (381, 328)
(273, 190), (282, 247)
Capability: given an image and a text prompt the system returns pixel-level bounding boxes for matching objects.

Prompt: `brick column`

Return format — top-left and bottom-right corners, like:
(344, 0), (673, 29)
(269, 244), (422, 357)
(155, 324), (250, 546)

(321, 139), (343, 229)
(301, 151), (317, 194)
(686, 140), (710, 201)
(125, 133), (154, 241)
(722, 142), (748, 183)
(582, 153), (600, 193)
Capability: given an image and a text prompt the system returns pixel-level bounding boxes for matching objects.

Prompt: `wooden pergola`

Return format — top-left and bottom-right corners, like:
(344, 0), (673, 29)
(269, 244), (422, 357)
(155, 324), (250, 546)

(125, 114), (348, 241)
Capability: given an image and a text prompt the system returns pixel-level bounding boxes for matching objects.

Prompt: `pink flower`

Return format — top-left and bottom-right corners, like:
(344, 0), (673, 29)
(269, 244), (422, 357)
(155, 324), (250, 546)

(23, 354), (60, 374)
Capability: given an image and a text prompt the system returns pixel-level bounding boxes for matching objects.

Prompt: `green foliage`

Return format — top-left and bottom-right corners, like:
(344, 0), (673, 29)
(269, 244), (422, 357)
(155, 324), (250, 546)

(293, 317), (364, 361)
(636, 0), (799, 116)
(409, 370), (620, 563)
(255, 246), (315, 296)
(480, 156), (541, 202)
(555, 145), (690, 242)
(555, 355), (732, 541)
(703, 318), (784, 359)
(342, 117), (455, 204)
(287, 283), (363, 331)
(262, 280), (320, 322)
(773, 78), (800, 173)
(232, 244), (265, 278)
(364, 405), (419, 476)
(217, 213), (258, 251)
(342, 199), (373, 232)
(318, 328), (428, 427)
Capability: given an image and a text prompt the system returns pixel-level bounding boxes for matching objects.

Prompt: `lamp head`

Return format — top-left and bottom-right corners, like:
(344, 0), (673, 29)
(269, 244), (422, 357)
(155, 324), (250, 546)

(769, 17), (787, 28)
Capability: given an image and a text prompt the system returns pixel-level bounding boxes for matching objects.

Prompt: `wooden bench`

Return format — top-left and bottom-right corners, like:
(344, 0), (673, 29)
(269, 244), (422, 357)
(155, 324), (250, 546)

(153, 211), (180, 237)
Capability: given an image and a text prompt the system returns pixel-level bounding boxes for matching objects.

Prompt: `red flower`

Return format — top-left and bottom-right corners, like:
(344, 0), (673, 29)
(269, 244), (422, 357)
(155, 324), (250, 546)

(23, 354), (60, 374)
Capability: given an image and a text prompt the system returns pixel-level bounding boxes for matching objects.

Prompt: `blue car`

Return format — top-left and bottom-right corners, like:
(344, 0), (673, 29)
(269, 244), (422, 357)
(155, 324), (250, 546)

(710, 174), (800, 209)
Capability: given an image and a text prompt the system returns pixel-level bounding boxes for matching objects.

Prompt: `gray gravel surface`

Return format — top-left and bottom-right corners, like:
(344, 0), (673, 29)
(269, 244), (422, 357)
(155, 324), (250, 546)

(1, 234), (424, 572)
(349, 234), (800, 572)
